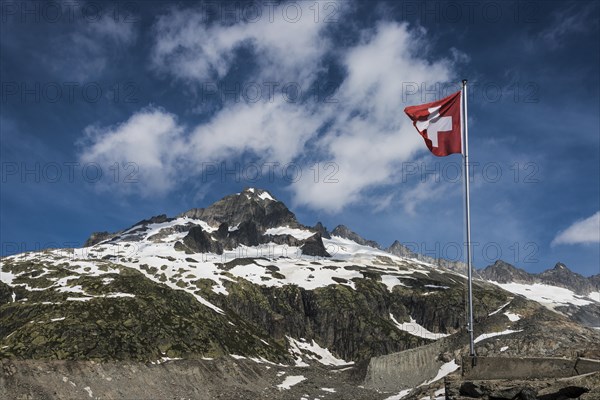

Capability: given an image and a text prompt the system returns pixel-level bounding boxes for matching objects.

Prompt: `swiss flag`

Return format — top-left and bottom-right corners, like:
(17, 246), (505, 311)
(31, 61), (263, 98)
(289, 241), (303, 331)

(404, 90), (462, 157)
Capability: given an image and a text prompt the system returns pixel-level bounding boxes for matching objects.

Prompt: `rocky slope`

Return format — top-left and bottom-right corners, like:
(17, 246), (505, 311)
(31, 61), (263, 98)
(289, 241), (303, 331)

(1, 187), (599, 399)
(387, 240), (473, 276)
(479, 260), (599, 328)
(480, 260), (597, 295)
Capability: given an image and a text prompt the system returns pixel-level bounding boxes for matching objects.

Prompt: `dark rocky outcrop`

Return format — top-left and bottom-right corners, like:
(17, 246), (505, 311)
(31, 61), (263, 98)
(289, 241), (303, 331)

(538, 263), (595, 295)
(446, 371), (600, 400)
(387, 240), (417, 258)
(182, 226), (223, 255)
(300, 234), (331, 257)
(83, 231), (114, 247)
(313, 222), (331, 239)
(331, 225), (380, 248)
(180, 188), (297, 231)
(479, 260), (536, 284)
(229, 221), (261, 247)
(386, 240), (472, 276)
(147, 223), (195, 242)
(480, 260), (597, 296)
(130, 214), (172, 227)
(589, 274), (600, 290)
(0, 281), (13, 305)
(263, 234), (303, 247)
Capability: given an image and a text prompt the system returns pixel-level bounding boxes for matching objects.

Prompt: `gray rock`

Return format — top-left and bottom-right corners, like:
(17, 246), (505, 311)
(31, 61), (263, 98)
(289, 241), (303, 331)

(479, 260), (536, 284)
(460, 382), (485, 398)
(313, 222), (331, 239)
(182, 226), (223, 254)
(83, 231), (114, 247)
(331, 225), (380, 248)
(301, 234), (331, 257)
(180, 188), (297, 230)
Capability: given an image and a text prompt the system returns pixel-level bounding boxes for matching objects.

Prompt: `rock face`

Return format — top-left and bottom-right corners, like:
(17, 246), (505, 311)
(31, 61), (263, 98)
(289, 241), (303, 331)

(589, 274), (600, 290)
(300, 234), (330, 257)
(538, 263), (596, 295)
(180, 188), (297, 230)
(130, 214), (172, 227)
(386, 240), (472, 276)
(479, 260), (536, 284)
(182, 226), (224, 254)
(331, 225), (380, 248)
(313, 222), (331, 239)
(446, 371), (600, 400)
(83, 231), (113, 247)
(480, 260), (597, 296)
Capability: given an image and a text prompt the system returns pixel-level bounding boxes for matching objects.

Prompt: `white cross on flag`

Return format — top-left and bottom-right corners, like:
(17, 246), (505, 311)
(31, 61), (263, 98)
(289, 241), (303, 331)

(404, 90), (462, 157)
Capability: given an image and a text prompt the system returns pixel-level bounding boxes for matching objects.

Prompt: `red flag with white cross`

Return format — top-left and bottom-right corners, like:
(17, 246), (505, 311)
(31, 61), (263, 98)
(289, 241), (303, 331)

(404, 90), (462, 157)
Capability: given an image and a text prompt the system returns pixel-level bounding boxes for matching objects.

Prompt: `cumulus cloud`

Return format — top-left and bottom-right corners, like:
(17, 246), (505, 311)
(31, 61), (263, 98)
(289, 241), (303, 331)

(552, 212), (600, 246)
(290, 21), (453, 211)
(78, 1), (460, 212)
(151, 2), (335, 85)
(79, 107), (186, 195)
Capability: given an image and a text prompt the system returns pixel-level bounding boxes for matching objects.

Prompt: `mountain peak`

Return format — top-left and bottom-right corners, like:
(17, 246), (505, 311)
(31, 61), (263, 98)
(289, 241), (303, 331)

(553, 262), (568, 271)
(240, 187), (277, 202)
(479, 260), (536, 284)
(331, 225), (380, 249)
(180, 188), (296, 230)
(538, 262), (594, 295)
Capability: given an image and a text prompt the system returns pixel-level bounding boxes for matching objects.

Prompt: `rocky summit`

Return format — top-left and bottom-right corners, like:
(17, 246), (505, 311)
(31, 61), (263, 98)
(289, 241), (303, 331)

(1, 188), (599, 399)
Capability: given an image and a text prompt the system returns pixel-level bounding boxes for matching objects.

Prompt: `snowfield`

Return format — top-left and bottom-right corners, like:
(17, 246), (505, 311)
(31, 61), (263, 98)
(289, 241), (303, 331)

(491, 282), (593, 308)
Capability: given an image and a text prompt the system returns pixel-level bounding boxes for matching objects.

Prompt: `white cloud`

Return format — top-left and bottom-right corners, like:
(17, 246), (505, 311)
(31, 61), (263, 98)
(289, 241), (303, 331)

(78, 2), (460, 212)
(289, 22), (454, 211)
(552, 212), (600, 246)
(151, 2), (336, 85)
(78, 107), (187, 196)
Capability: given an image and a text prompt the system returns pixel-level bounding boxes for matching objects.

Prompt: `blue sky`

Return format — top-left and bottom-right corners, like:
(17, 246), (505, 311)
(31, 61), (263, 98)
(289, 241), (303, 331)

(1, 0), (599, 276)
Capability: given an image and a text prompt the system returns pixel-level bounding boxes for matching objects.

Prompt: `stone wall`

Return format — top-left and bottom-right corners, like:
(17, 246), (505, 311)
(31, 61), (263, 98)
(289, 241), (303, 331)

(462, 356), (600, 380)
(363, 339), (448, 392)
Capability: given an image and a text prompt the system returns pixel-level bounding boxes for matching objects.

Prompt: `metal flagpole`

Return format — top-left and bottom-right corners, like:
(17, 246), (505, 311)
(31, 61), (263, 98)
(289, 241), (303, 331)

(462, 79), (476, 358)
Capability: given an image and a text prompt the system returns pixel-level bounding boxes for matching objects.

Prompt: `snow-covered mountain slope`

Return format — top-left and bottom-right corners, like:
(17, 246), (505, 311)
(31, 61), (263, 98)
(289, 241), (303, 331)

(1, 187), (598, 370)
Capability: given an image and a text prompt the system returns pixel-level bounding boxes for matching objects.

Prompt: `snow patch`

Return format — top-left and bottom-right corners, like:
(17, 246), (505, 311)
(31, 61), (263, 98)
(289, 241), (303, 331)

(277, 375), (306, 390)
(588, 291), (600, 303)
(264, 227), (315, 240)
(489, 301), (511, 316)
(390, 314), (449, 340)
(474, 329), (523, 344)
(424, 284), (449, 289)
(504, 311), (521, 322)
(420, 360), (460, 385)
(258, 191), (275, 201)
(287, 336), (354, 366)
(380, 275), (409, 292)
(384, 389), (412, 400)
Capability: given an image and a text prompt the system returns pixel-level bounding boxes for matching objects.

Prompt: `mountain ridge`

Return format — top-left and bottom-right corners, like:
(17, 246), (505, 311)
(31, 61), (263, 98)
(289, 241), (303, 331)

(1, 187), (599, 399)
